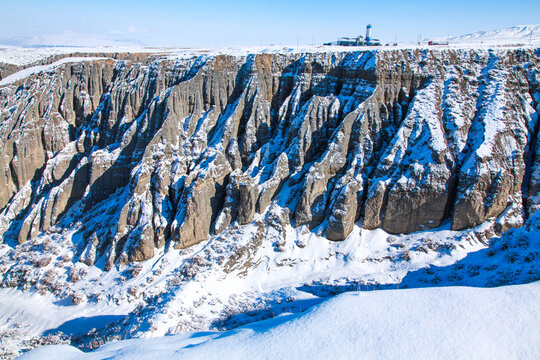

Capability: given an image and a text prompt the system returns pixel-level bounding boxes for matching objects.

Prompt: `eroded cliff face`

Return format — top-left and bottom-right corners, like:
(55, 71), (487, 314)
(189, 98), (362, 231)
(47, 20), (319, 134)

(0, 48), (538, 269)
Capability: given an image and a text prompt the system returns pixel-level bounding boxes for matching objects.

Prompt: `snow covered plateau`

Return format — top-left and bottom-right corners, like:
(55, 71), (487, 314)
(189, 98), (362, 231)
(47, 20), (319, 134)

(0, 25), (540, 359)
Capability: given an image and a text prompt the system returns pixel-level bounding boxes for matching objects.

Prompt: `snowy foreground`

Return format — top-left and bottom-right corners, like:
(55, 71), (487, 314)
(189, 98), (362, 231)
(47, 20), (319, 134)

(19, 281), (540, 360)
(3, 210), (539, 359)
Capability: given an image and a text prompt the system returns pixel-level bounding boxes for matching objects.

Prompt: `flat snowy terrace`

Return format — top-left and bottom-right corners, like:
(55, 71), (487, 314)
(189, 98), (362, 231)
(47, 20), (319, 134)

(1, 40), (539, 67)
(19, 281), (540, 360)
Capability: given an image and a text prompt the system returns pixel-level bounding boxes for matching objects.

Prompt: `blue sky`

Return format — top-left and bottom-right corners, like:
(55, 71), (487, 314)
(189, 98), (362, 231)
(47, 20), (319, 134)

(1, 0), (539, 47)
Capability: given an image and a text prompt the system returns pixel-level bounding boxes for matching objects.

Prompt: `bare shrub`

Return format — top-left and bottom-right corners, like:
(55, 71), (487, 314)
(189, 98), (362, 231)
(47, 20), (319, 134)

(36, 256), (52, 267)
(130, 264), (144, 278)
(128, 286), (139, 296)
(169, 276), (182, 286)
(61, 254), (73, 263)
(71, 292), (87, 305)
(41, 269), (58, 285)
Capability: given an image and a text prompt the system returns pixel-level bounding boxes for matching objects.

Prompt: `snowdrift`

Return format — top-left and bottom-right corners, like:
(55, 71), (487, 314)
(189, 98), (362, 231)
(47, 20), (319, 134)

(20, 281), (540, 360)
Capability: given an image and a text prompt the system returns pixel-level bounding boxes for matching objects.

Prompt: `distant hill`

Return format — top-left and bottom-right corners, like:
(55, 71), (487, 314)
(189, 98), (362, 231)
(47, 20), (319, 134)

(0, 30), (145, 47)
(448, 24), (539, 45)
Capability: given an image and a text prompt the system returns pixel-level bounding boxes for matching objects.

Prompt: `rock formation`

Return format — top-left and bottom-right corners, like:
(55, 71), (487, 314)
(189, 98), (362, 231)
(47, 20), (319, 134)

(0, 48), (538, 268)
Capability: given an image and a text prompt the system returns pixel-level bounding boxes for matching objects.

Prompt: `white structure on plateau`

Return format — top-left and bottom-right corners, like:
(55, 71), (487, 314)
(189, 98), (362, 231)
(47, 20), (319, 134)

(325, 24), (380, 46)
(366, 24), (372, 42)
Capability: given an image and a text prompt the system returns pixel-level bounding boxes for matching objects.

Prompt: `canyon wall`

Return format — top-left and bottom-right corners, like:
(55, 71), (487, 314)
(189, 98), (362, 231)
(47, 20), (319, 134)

(0, 48), (538, 268)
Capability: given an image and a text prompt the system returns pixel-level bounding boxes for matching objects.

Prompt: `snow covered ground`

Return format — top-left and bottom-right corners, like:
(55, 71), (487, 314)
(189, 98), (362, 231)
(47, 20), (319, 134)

(0, 288), (133, 357)
(19, 281), (540, 360)
(0, 214), (482, 355)
(2, 208), (539, 358)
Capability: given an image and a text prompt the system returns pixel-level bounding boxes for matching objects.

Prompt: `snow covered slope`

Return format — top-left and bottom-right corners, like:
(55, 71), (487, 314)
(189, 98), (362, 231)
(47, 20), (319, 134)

(19, 281), (540, 360)
(449, 24), (540, 45)
(0, 57), (108, 86)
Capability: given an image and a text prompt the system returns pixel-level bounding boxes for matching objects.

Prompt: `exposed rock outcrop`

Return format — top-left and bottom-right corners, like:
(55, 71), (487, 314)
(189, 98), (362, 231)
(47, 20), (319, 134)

(0, 48), (538, 268)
